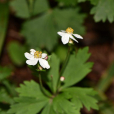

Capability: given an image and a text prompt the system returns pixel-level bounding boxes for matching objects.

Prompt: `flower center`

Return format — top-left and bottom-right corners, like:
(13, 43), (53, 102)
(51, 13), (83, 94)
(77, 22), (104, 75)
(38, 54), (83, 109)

(66, 27), (74, 34)
(34, 51), (42, 58)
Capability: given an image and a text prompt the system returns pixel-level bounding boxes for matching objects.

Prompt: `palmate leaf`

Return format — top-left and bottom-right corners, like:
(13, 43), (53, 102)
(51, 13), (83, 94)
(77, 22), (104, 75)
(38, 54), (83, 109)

(16, 80), (51, 98)
(61, 47), (93, 89)
(42, 93), (80, 114)
(10, 0), (49, 18)
(8, 97), (49, 114)
(22, 8), (85, 51)
(21, 12), (57, 51)
(63, 87), (98, 111)
(90, 0), (114, 23)
(8, 80), (50, 114)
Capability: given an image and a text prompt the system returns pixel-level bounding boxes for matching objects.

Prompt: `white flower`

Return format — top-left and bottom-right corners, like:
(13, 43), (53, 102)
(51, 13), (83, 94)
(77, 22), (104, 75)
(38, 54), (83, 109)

(57, 27), (83, 44)
(24, 49), (50, 69)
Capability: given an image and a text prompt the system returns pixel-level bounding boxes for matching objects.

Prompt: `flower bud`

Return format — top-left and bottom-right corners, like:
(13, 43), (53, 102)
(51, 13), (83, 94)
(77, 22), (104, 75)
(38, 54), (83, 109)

(60, 76), (65, 81)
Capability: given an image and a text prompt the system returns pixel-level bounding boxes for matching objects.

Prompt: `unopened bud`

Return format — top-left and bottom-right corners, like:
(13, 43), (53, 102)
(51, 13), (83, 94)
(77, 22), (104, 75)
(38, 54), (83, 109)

(44, 56), (48, 60)
(60, 76), (65, 81)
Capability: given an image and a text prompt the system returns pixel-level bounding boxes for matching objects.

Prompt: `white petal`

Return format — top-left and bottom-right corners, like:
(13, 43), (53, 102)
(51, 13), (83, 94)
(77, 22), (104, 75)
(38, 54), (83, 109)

(39, 58), (50, 69)
(30, 49), (36, 55)
(61, 34), (70, 44)
(57, 32), (67, 36)
(73, 34), (83, 39)
(42, 53), (47, 59)
(69, 34), (78, 43)
(26, 59), (38, 66)
(24, 52), (34, 60)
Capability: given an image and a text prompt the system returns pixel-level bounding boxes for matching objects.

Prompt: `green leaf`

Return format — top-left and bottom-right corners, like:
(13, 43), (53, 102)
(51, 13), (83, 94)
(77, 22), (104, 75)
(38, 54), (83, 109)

(78, 0), (87, 2)
(0, 109), (7, 114)
(41, 104), (56, 114)
(63, 87), (99, 111)
(61, 47), (93, 89)
(16, 80), (50, 99)
(55, 45), (67, 62)
(8, 97), (49, 114)
(56, 0), (78, 6)
(99, 102), (114, 114)
(90, 0), (114, 23)
(53, 8), (86, 35)
(53, 94), (80, 114)
(89, 0), (99, 5)
(0, 66), (12, 81)
(22, 8), (85, 51)
(8, 80), (49, 114)
(46, 53), (60, 93)
(33, 0), (49, 16)
(7, 42), (26, 66)
(42, 93), (80, 114)
(10, 0), (30, 18)
(0, 2), (9, 55)
(10, 0), (49, 18)
(0, 88), (14, 104)
(21, 12), (57, 51)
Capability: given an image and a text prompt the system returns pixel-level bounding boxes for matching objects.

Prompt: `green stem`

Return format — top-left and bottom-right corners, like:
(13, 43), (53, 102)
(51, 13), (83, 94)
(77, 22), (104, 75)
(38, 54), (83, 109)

(57, 46), (71, 91)
(39, 73), (51, 98)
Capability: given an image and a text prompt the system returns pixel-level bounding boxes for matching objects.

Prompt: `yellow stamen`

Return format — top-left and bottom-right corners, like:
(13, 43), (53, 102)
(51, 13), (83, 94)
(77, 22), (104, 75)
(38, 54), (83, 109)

(34, 51), (42, 58)
(66, 27), (74, 34)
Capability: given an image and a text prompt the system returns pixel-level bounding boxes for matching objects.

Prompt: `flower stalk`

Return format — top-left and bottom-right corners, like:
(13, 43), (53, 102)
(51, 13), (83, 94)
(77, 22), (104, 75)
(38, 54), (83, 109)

(57, 46), (71, 91)
(39, 72), (51, 98)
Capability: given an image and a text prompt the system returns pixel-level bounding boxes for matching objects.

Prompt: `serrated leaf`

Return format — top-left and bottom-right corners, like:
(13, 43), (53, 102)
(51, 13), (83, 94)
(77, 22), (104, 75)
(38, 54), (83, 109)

(0, 2), (9, 55)
(8, 80), (50, 114)
(8, 97), (49, 114)
(53, 94), (80, 114)
(46, 53), (60, 93)
(63, 87), (98, 111)
(21, 12), (57, 51)
(16, 80), (51, 99)
(90, 0), (114, 23)
(53, 8), (86, 35)
(0, 66), (12, 81)
(61, 47), (93, 89)
(7, 42), (26, 66)
(42, 93), (80, 114)
(10, 0), (49, 18)
(41, 104), (56, 114)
